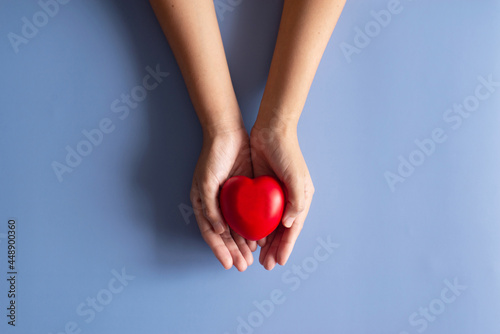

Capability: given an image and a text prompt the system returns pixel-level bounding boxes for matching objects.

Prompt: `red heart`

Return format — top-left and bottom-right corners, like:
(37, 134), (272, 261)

(220, 176), (285, 241)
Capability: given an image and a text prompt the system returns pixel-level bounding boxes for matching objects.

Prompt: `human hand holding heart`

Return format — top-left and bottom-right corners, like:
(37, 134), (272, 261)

(191, 123), (314, 272)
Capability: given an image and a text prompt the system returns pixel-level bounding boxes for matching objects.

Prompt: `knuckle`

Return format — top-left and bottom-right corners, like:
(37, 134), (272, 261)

(203, 207), (218, 222)
(290, 198), (306, 213)
(296, 202), (306, 213)
(200, 180), (214, 193)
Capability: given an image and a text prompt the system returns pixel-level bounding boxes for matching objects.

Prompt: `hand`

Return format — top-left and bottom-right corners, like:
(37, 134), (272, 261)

(190, 127), (257, 271)
(250, 119), (315, 270)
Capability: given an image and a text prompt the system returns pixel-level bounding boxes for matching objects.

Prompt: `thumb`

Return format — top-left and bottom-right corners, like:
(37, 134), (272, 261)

(281, 171), (305, 228)
(192, 178), (226, 234)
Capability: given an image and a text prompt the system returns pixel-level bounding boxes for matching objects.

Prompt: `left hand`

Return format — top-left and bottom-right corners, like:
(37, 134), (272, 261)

(190, 127), (257, 271)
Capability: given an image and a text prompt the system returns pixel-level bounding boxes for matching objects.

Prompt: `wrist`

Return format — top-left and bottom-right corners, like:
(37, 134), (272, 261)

(200, 113), (246, 139)
(251, 114), (299, 150)
(253, 106), (298, 136)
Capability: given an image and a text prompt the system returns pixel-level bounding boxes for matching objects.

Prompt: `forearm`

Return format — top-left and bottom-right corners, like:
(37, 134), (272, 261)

(255, 0), (346, 130)
(149, 0), (242, 136)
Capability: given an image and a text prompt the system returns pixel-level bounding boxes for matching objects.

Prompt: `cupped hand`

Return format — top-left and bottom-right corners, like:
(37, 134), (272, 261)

(250, 120), (315, 270)
(190, 127), (257, 271)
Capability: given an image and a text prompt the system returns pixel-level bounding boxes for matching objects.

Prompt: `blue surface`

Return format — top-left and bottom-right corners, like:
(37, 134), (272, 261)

(1, 0), (500, 333)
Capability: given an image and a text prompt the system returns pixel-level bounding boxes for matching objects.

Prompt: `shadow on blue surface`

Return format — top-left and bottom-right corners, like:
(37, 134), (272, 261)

(104, 0), (208, 268)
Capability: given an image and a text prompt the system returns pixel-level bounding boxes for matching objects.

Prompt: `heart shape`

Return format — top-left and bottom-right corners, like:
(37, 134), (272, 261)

(219, 176), (285, 241)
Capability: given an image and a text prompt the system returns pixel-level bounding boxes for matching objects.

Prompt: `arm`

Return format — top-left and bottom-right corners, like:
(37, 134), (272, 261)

(256, 0), (346, 128)
(251, 0), (346, 269)
(149, 0), (242, 135)
(149, 0), (256, 271)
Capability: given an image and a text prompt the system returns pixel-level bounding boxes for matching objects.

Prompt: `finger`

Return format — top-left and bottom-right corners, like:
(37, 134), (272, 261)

(196, 177), (226, 234)
(257, 236), (267, 248)
(191, 180), (224, 233)
(281, 168), (306, 228)
(196, 215), (233, 270)
(221, 230), (248, 272)
(262, 227), (285, 270)
(259, 231), (277, 266)
(191, 182), (233, 269)
(232, 231), (254, 266)
(276, 216), (304, 266)
(276, 185), (312, 265)
(246, 239), (258, 252)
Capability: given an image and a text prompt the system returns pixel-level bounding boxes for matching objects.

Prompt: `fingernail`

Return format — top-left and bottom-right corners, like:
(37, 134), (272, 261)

(283, 217), (294, 228)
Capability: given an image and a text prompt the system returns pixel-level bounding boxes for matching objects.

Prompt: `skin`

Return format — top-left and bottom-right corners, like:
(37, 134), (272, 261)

(150, 0), (346, 271)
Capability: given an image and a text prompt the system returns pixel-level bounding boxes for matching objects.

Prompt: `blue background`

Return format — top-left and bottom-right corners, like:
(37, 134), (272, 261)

(1, 0), (500, 333)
